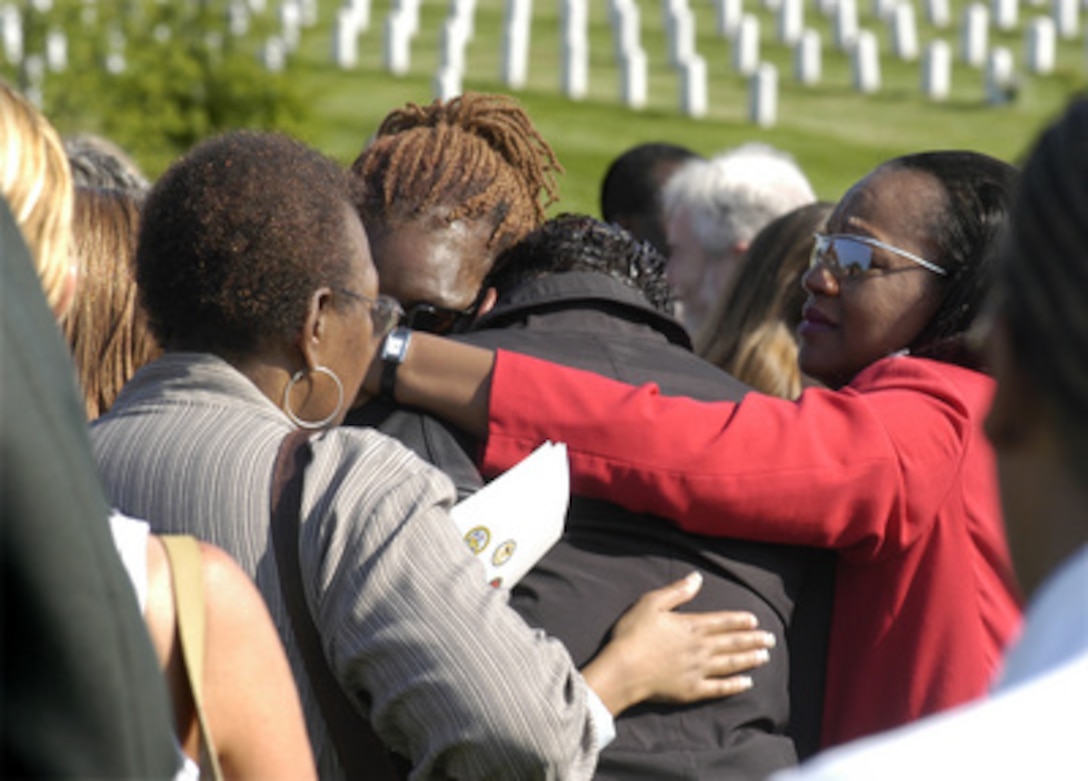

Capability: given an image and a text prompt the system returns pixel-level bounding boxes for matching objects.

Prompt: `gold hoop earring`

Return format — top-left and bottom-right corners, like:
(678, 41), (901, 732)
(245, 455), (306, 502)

(282, 365), (344, 430)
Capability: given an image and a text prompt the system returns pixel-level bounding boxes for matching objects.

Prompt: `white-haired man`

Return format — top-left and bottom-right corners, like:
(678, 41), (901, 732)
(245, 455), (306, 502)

(663, 143), (815, 339)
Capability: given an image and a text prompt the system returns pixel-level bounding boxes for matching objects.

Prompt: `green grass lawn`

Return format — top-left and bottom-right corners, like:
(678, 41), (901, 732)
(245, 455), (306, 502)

(15, 0), (1086, 213)
(289, 0), (1084, 212)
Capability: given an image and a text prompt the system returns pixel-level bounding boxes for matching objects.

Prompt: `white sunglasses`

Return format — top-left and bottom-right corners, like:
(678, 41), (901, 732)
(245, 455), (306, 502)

(811, 233), (948, 279)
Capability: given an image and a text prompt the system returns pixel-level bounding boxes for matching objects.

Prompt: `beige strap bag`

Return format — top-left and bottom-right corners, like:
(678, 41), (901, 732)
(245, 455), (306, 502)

(161, 535), (225, 781)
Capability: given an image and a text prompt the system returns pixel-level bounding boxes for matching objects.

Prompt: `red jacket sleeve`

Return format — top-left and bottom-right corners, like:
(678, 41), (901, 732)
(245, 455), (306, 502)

(482, 350), (991, 562)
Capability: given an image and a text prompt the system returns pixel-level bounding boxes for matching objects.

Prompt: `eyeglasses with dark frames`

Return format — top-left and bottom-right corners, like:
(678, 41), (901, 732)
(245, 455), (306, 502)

(335, 288), (404, 338)
(810, 233), (948, 280)
(400, 301), (479, 335)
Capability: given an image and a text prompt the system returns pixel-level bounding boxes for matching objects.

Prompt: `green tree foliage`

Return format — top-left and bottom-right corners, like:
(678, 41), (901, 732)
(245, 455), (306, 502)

(3, 1), (307, 176)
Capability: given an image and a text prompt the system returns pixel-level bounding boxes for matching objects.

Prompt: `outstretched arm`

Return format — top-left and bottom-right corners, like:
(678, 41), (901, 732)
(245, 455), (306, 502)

(363, 331), (972, 554)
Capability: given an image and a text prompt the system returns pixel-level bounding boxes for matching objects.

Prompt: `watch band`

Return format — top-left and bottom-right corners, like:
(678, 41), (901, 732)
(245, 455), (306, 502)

(379, 327), (412, 401)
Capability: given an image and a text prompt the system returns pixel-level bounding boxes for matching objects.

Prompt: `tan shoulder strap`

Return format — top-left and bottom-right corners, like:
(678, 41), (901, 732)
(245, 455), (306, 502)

(161, 535), (225, 781)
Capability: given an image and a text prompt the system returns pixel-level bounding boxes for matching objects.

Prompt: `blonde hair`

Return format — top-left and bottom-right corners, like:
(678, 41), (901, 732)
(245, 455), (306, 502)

(726, 321), (806, 400)
(0, 81), (73, 313)
(698, 202), (834, 398)
(62, 187), (160, 420)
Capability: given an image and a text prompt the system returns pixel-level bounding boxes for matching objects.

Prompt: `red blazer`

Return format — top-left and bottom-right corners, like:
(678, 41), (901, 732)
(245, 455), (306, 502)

(482, 351), (1023, 747)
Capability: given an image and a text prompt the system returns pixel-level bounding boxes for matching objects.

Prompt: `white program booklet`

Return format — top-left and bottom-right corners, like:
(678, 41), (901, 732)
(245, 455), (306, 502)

(450, 441), (569, 589)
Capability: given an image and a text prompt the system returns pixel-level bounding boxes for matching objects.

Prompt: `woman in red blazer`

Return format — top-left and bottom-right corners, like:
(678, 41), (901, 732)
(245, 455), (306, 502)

(362, 151), (1024, 749)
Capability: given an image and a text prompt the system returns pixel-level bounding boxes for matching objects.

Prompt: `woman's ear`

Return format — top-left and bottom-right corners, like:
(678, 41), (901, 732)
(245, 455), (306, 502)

(296, 287), (334, 371)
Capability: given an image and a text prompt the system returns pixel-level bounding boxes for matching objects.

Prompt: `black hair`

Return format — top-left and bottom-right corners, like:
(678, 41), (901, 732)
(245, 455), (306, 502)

(137, 131), (356, 354)
(487, 213), (675, 314)
(600, 142), (701, 225)
(997, 97), (1088, 474)
(889, 151), (1019, 368)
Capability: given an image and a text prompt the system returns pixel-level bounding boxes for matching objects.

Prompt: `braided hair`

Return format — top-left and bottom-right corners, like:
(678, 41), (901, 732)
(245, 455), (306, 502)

(350, 92), (562, 259)
(887, 151), (1018, 368)
(996, 97), (1088, 478)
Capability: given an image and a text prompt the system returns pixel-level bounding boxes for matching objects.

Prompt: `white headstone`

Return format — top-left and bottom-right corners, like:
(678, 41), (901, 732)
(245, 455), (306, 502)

(834, 0), (859, 50)
(733, 14), (761, 74)
(1053, 0), (1079, 38)
(451, 0), (477, 40)
(961, 4), (990, 66)
(1, 5), (23, 65)
(393, 0), (420, 39)
(30, 0), (51, 12)
(1025, 16), (1057, 72)
(613, 2), (641, 63)
(985, 46), (1016, 103)
(345, 0), (371, 32)
(763, 0), (783, 11)
(333, 7), (358, 68)
(667, 5), (696, 67)
(441, 16), (470, 72)
(921, 38), (952, 99)
(926, 0), (951, 26)
(817, 0), (839, 17)
(890, 3), (919, 60)
(501, 0), (531, 88)
(248, 0), (267, 12)
(661, 0), (686, 30)
(280, 0), (302, 51)
(750, 62), (778, 126)
(619, 46), (648, 108)
(228, 1), (250, 36)
(992, 0), (1019, 29)
(679, 54), (708, 117)
(384, 14), (411, 75)
(716, 0), (743, 36)
(262, 36), (286, 72)
(24, 52), (42, 104)
(561, 36), (588, 99)
(45, 29), (67, 71)
(562, 0), (588, 45)
(852, 28), (880, 91)
(872, 0), (897, 20)
(23, 52), (44, 86)
(607, 0), (628, 30)
(106, 23), (125, 73)
(778, 0), (804, 44)
(302, 0), (319, 25)
(794, 28), (822, 83)
(433, 64), (462, 100)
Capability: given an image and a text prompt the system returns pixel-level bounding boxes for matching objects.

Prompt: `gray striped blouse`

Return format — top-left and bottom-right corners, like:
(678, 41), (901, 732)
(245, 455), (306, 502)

(90, 352), (601, 779)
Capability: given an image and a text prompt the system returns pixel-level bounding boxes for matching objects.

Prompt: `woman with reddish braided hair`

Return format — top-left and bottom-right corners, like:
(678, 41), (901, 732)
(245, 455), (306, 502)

(350, 92), (563, 334)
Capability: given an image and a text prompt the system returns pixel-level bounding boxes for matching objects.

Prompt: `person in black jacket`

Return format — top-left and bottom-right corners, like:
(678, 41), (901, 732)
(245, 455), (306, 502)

(348, 214), (834, 778)
(0, 194), (179, 777)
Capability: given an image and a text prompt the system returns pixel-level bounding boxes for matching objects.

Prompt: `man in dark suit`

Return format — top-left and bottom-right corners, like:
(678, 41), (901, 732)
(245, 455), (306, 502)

(0, 196), (178, 777)
(349, 215), (833, 778)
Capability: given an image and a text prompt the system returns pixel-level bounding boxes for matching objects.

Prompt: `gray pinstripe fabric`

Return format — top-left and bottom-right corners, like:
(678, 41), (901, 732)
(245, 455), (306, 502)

(90, 353), (599, 780)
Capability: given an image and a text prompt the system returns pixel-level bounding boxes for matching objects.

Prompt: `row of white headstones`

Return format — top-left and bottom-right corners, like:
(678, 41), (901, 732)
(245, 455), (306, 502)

(4, 0), (1084, 124)
(354, 0), (1081, 122)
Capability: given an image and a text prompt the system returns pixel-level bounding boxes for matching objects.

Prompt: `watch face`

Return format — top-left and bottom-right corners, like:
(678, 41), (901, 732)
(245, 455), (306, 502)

(382, 328), (410, 362)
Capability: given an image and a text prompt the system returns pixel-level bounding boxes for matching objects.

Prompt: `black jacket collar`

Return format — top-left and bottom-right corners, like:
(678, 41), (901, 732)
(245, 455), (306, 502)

(472, 271), (693, 350)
